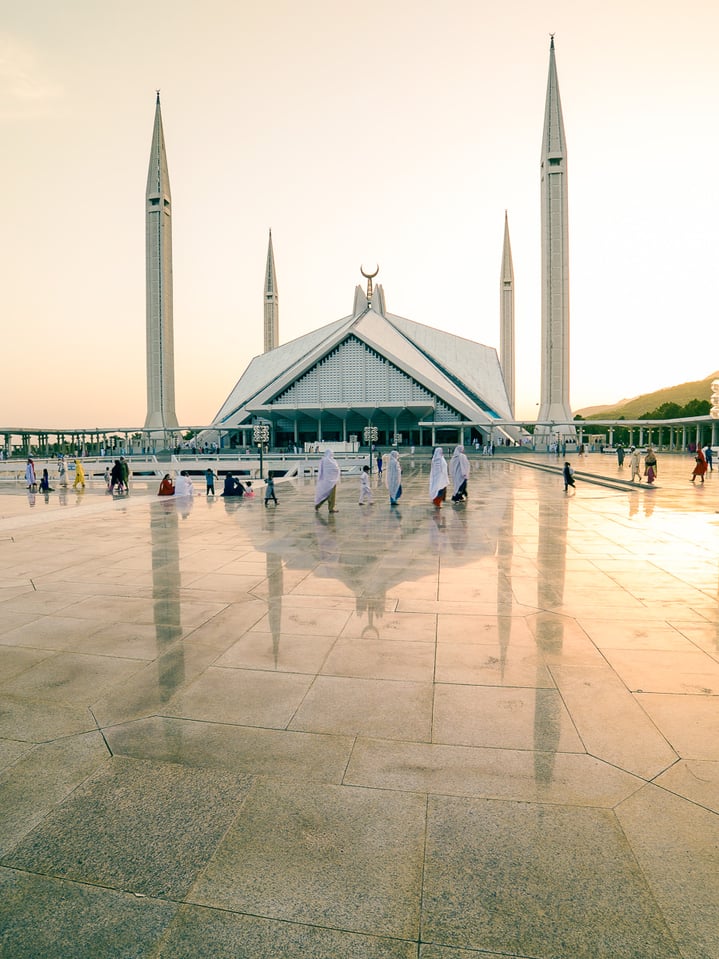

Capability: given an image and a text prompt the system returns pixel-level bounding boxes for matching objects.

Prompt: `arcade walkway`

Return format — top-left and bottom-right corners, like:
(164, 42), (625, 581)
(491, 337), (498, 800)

(1, 453), (718, 958)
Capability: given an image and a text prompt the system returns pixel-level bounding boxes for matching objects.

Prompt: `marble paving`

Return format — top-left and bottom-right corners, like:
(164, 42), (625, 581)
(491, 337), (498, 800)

(1, 451), (718, 958)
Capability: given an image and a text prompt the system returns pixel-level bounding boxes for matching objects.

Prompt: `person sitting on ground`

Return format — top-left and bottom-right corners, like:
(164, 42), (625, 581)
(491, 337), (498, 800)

(221, 474), (245, 497)
(174, 471), (194, 496)
(39, 468), (54, 493)
(158, 474), (175, 496)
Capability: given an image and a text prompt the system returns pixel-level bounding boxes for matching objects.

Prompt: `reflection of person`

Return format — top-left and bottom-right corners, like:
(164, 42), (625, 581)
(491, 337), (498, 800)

(429, 447), (448, 508)
(563, 461), (576, 492)
(450, 445), (470, 502)
(691, 447), (707, 484)
(158, 474), (175, 496)
(358, 466), (373, 505)
(314, 449), (340, 513)
(630, 448), (642, 483)
(644, 448), (658, 484)
(73, 459), (85, 489)
(387, 450), (402, 506)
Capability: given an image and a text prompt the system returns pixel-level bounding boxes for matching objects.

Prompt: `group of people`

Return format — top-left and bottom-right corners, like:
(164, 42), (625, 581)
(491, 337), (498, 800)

(159, 469), (279, 507)
(25, 457), (86, 492)
(429, 446), (470, 507)
(313, 445), (468, 514)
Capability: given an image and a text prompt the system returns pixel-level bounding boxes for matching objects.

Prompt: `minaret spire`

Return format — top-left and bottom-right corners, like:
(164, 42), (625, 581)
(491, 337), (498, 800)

(144, 93), (179, 432)
(264, 229), (279, 353)
(537, 36), (574, 437)
(500, 211), (515, 417)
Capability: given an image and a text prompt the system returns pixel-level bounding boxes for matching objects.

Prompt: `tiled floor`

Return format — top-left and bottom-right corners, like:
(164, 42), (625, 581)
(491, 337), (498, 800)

(1, 452), (718, 958)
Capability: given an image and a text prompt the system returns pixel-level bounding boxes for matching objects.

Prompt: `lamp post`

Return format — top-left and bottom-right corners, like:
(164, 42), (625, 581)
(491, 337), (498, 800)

(363, 424), (378, 474)
(253, 424), (270, 479)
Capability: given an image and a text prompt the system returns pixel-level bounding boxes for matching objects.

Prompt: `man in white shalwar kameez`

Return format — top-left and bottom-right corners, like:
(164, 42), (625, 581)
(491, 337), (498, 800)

(429, 447), (449, 508)
(314, 449), (340, 513)
(450, 445), (470, 502)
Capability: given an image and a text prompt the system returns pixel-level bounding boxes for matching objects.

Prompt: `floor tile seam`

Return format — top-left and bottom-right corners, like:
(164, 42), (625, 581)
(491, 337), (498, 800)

(172, 894), (424, 951)
(0, 863), (188, 906)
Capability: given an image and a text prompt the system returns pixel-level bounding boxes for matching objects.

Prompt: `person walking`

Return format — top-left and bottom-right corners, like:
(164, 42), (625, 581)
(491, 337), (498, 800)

(630, 448), (642, 483)
(358, 465), (373, 505)
(617, 446), (625, 467)
(644, 447), (658, 484)
(73, 459), (85, 489)
(563, 461), (576, 492)
(386, 449), (402, 506)
(450, 444), (470, 502)
(376, 452), (383, 479)
(704, 445), (713, 471)
(264, 476), (279, 507)
(429, 447), (449, 508)
(691, 447), (707, 484)
(205, 467), (216, 495)
(119, 457), (130, 493)
(25, 458), (36, 490)
(314, 449), (340, 513)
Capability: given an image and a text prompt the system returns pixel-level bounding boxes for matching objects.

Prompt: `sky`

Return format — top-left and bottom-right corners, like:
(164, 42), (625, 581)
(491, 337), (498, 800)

(1, 0), (718, 429)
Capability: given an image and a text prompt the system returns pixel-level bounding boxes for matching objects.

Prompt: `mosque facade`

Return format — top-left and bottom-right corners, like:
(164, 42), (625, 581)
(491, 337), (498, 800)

(211, 279), (520, 451)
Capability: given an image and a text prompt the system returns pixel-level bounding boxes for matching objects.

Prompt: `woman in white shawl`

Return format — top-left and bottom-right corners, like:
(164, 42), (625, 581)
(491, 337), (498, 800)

(450, 445), (470, 502)
(25, 458), (36, 490)
(314, 449), (340, 512)
(429, 447), (449, 508)
(386, 450), (402, 505)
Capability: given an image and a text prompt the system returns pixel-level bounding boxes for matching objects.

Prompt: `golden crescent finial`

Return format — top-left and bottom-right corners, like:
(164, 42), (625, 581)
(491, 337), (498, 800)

(360, 264), (379, 299)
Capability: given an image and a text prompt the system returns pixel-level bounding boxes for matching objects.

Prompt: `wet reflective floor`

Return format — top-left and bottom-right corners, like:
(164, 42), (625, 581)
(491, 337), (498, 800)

(1, 453), (718, 958)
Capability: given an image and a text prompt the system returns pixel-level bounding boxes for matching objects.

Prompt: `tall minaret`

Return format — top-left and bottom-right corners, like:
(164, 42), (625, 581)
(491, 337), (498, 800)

(500, 211), (515, 417)
(264, 229), (279, 353)
(144, 92), (179, 431)
(537, 37), (573, 430)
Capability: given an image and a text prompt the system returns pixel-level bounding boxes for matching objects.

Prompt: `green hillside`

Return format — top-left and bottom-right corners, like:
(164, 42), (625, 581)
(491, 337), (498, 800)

(577, 372), (719, 420)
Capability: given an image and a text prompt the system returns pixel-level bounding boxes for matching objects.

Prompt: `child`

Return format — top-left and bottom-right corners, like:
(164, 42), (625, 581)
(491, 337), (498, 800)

(205, 467), (216, 495)
(563, 461), (576, 493)
(358, 465), (373, 505)
(264, 476), (278, 507)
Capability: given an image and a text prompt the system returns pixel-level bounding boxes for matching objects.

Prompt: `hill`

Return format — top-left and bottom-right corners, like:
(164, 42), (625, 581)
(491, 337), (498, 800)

(576, 372), (719, 420)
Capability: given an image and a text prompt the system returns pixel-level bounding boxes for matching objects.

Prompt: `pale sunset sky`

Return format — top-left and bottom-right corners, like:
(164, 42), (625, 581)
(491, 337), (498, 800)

(1, 0), (718, 428)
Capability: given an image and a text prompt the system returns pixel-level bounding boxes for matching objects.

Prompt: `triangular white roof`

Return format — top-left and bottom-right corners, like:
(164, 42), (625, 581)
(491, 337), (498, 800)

(213, 287), (514, 430)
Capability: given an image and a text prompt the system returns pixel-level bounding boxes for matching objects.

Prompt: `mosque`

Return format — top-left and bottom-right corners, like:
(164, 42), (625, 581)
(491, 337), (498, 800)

(144, 39), (573, 451)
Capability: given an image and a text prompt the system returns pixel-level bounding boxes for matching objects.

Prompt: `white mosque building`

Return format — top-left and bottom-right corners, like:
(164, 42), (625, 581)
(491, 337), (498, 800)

(145, 40), (572, 450)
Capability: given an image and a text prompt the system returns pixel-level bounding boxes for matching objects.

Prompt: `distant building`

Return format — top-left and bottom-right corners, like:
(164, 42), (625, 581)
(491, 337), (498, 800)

(212, 275), (520, 450)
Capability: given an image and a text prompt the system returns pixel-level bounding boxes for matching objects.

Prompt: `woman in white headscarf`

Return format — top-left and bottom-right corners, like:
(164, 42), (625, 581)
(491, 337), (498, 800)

(429, 447), (449, 508)
(386, 450), (402, 505)
(450, 445), (470, 502)
(314, 449), (341, 512)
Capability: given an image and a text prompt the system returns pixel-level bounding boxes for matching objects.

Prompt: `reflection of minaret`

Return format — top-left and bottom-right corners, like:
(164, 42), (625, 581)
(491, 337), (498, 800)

(144, 93), (179, 431)
(151, 503), (185, 702)
(537, 38), (574, 431)
(264, 229), (279, 353)
(500, 212), (515, 417)
(533, 494), (568, 785)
